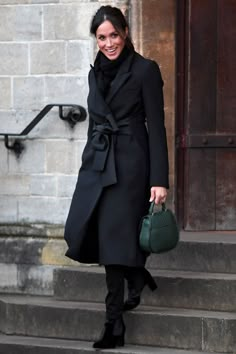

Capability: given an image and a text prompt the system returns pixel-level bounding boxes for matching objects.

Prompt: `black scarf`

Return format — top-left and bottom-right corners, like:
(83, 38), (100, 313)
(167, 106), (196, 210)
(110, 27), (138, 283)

(94, 46), (131, 97)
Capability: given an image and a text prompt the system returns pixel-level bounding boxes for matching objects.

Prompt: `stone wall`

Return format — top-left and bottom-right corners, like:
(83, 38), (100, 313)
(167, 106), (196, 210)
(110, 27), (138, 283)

(0, 0), (129, 225)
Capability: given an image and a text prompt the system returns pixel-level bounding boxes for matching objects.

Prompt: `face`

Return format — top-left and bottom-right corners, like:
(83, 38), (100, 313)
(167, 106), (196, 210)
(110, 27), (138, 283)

(96, 20), (127, 60)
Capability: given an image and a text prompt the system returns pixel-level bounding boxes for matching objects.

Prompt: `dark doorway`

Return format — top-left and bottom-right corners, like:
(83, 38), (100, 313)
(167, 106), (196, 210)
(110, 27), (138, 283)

(177, 0), (236, 230)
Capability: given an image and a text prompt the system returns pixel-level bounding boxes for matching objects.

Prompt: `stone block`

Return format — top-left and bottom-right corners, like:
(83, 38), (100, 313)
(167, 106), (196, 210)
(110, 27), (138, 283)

(0, 175), (30, 196)
(0, 0), (58, 2)
(0, 237), (44, 265)
(18, 264), (54, 295)
(0, 110), (33, 135)
(0, 223), (64, 239)
(33, 0), (59, 3)
(41, 238), (75, 266)
(0, 197), (18, 223)
(75, 140), (86, 169)
(44, 76), (88, 108)
(18, 196), (71, 224)
(0, 78), (11, 110)
(0, 234), (75, 267)
(44, 3), (99, 40)
(45, 139), (78, 174)
(30, 42), (66, 74)
(13, 77), (44, 110)
(30, 109), (89, 140)
(67, 40), (93, 74)
(203, 317), (236, 353)
(0, 140), (8, 175)
(8, 140), (45, 174)
(0, 263), (17, 288)
(57, 175), (77, 197)
(0, 5), (42, 41)
(30, 174), (57, 196)
(0, 263), (56, 295)
(0, 44), (28, 75)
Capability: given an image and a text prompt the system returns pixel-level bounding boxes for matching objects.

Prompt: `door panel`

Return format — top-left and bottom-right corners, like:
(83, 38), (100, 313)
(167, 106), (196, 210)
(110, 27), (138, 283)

(217, 0), (236, 131)
(216, 150), (236, 230)
(180, 0), (236, 230)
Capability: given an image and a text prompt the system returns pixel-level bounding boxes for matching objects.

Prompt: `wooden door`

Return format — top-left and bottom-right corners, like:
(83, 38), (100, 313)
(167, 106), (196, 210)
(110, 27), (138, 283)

(177, 0), (236, 230)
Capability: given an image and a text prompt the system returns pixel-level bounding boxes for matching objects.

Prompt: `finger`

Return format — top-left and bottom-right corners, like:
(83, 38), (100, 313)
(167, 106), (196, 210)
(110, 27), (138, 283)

(149, 188), (155, 202)
(155, 194), (162, 205)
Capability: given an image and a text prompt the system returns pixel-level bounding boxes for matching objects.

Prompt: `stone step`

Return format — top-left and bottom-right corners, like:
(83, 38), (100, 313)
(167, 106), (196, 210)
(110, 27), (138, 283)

(1, 230), (236, 274)
(53, 266), (236, 312)
(0, 295), (235, 352)
(0, 335), (225, 354)
(0, 263), (57, 296)
(147, 232), (236, 273)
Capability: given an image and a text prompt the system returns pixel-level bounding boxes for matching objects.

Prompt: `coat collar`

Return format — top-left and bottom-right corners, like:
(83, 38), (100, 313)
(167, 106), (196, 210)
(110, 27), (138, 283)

(90, 51), (135, 105)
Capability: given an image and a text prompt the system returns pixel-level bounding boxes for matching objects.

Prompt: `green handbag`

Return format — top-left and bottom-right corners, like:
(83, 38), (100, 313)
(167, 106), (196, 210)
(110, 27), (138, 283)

(139, 202), (179, 253)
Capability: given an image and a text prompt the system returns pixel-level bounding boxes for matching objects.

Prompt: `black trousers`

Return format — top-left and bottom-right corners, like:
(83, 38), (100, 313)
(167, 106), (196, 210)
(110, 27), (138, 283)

(104, 265), (146, 322)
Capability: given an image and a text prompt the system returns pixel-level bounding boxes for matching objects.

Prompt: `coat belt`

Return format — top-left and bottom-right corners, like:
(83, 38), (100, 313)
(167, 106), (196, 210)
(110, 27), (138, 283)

(91, 118), (132, 187)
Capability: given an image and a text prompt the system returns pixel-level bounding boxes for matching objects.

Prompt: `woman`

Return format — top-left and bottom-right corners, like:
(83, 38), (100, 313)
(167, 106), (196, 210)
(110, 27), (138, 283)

(64, 5), (169, 349)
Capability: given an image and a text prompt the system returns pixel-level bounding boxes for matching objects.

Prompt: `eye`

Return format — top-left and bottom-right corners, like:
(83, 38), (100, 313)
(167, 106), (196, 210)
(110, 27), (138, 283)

(97, 35), (105, 41)
(111, 33), (119, 38)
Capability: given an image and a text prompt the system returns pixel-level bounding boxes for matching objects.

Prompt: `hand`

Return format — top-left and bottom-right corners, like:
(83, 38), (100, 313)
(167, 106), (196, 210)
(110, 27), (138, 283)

(149, 186), (167, 205)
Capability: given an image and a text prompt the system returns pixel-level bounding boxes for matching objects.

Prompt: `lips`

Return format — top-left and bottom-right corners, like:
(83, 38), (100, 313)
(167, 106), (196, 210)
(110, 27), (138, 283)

(106, 48), (116, 54)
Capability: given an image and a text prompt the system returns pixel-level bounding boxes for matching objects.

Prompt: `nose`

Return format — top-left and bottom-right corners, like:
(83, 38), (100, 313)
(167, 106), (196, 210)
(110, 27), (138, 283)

(106, 37), (113, 47)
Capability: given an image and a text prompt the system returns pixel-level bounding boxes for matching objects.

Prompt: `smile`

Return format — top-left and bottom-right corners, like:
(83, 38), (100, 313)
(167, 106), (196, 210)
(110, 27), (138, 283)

(106, 49), (116, 53)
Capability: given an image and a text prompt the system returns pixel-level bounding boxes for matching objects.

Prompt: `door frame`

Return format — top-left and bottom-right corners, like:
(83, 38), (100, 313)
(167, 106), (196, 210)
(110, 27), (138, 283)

(176, 0), (188, 228)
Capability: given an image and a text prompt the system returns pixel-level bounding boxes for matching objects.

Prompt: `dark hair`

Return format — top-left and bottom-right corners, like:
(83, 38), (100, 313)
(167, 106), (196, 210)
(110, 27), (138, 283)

(90, 5), (134, 51)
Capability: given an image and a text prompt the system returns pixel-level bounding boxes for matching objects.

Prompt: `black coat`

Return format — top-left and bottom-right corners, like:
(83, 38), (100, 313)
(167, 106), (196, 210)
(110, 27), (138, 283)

(64, 51), (169, 266)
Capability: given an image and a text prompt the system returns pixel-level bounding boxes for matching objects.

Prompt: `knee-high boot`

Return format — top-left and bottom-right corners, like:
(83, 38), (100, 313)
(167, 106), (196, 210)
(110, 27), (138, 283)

(93, 265), (126, 349)
(124, 267), (157, 311)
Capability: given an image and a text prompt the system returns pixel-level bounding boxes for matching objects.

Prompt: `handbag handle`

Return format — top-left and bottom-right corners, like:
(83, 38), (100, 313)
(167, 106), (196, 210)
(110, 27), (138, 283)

(149, 201), (166, 214)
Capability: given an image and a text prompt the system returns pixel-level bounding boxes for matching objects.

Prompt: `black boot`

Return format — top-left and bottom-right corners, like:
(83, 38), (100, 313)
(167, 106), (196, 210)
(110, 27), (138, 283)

(124, 268), (157, 311)
(93, 318), (125, 349)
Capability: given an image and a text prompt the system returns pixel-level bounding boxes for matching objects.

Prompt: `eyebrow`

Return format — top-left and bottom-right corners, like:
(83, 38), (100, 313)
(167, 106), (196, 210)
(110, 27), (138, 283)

(97, 31), (118, 37)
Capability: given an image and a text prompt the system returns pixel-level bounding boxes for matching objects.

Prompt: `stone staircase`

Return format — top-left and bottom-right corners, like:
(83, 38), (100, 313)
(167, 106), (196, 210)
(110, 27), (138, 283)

(0, 231), (236, 353)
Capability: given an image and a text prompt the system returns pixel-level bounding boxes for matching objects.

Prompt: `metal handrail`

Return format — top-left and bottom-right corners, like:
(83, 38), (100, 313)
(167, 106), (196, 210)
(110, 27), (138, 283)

(0, 103), (87, 157)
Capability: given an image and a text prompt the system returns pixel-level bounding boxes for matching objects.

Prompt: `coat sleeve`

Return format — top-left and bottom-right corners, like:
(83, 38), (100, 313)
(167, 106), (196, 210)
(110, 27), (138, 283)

(141, 60), (169, 188)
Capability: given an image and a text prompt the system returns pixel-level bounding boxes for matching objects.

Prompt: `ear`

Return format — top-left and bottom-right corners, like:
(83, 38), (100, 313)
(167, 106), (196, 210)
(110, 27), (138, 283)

(125, 26), (129, 38)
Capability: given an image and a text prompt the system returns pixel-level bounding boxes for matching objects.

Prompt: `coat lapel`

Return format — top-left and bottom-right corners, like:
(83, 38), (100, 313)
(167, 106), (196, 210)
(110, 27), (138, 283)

(105, 51), (134, 105)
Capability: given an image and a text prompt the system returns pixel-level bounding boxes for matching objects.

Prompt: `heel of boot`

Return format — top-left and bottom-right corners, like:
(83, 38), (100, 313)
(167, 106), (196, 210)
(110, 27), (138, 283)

(144, 269), (157, 291)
